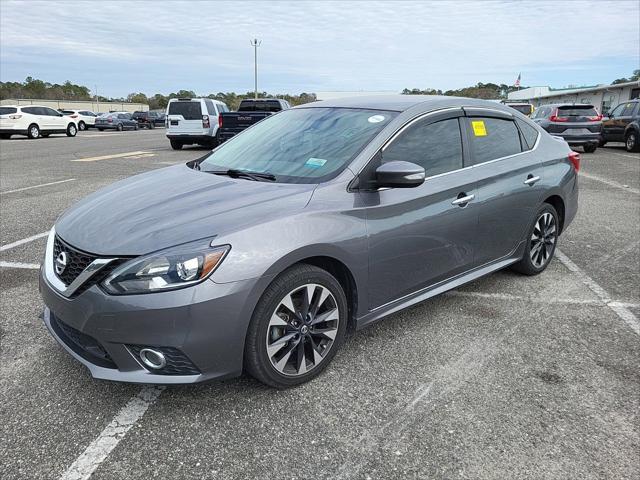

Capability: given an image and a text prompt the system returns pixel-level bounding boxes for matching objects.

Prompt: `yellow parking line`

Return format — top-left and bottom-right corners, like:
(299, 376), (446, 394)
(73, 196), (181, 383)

(71, 151), (153, 162)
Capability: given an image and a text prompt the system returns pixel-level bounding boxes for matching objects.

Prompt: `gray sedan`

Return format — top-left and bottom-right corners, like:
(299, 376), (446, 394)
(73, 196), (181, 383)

(95, 112), (139, 131)
(40, 96), (579, 388)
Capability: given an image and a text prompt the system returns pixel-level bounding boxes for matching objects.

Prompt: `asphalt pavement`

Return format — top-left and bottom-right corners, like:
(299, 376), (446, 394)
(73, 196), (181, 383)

(1, 129), (638, 479)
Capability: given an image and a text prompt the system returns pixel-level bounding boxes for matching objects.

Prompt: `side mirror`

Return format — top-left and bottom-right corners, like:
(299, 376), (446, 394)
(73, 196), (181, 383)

(375, 161), (425, 188)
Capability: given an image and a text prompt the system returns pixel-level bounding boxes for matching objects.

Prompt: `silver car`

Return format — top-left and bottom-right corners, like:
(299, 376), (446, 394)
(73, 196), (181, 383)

(40, 96), (579, 388)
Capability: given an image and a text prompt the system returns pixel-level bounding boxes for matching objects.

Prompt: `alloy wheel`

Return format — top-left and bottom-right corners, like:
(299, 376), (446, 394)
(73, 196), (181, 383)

(627, 134), (636, 151)
(530, 212), (556, 268)
(30, 126), (39, 138)
(266, 284), (339, 376)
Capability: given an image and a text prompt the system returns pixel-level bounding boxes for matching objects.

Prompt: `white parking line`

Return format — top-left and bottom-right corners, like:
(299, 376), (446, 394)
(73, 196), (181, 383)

(0, 232), (48, 252)
(71, 151), (152, 162)
(580, 171), (640, 195)
(555, 249), (639, 335)
(60, 386), (164, 480)
(0, 178), (76, 195)
(0, 261), (40, 269)
(605, 150), (640, 160)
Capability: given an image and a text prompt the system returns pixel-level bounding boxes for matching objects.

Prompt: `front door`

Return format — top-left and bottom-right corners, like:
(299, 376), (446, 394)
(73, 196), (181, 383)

(362, 111), (479, 309)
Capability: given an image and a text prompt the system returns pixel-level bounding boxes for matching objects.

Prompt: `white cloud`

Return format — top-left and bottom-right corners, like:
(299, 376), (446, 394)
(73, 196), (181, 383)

(1, 0), (637, 95)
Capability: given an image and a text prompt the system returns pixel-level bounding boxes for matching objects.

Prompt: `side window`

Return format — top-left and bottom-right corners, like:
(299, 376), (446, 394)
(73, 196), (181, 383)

(22, 107), (39, 115)
(467, 117), (522, 164)
(609, 104), (625, 117)
(45, 107), (60, 116)
(621, 103), (635, 116)
(382, 117), (463, 177)
(516, 119), (539, 151)
(204, 100), (216, 115)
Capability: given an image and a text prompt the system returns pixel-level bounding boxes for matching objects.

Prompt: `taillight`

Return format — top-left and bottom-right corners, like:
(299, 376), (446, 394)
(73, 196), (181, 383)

(202, 115), (210, 128)
(8, 114), (22, 120)
(107, 117), (113, 123)
(549, 109), (568, 122)
(218, 114), (223, 128)
(587, 115), (602, 121)
(568, 151), (580, 172)
(70, 115), (78, 118)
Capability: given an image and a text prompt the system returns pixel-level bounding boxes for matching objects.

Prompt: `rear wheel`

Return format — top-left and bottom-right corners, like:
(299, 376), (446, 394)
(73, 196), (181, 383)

(98, 128), (104, 131)
(511, 204), (559, 276)
(0, 134), (11, 139)
(66, 123), (77, 137)
(27, 124), (40, 139)
(583, 144), (597, 153)
(134, 124), (139, 131)
(626, 131), (639, 152)
(78, 121), (86, 131)
(244, 264), (347, 388)
(117, 124), (123, 132)
(148, 122), (155, 129)
(170, 139), (183, 150)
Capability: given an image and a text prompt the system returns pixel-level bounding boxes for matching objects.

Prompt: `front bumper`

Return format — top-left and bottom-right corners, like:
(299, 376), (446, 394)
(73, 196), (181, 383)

(40, 260), (259, 384)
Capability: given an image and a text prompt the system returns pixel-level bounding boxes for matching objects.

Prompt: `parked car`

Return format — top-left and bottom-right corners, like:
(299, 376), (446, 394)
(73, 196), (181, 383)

(503, 102), (534, 116)
(217, 98), (290, 144)
(95, 112), (138, 131)
(0, 105), (78, 139)
(165, 98), (229, 149)
(59, 109), (98, 130)
(40, 96), (578, 388)
(132, 111), (164, 129)
(532, 103), (602, 153)
(601, 99), (640, 152)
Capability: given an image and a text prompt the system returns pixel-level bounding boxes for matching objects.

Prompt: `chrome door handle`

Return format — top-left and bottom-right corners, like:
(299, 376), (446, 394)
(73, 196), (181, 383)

(451, 194), (475, 206)
(524, 175), (540, 186)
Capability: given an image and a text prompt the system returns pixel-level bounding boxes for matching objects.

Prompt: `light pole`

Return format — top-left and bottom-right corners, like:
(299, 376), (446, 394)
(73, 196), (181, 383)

(250, 38), (261, 100)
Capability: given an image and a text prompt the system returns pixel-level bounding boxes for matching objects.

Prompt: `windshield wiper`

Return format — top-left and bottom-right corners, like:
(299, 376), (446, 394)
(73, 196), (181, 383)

(206, 169), (276, 182)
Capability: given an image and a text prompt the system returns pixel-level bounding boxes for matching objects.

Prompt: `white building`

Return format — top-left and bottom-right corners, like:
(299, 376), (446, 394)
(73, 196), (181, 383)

(0, 98), (148, 113)
(508, 81), (640, 113)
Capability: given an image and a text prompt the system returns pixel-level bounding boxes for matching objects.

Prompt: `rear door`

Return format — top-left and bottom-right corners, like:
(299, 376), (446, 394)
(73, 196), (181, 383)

(365, 110), (479, 308)
(167, 101), (204, 134)
(463, 110), (545, 265)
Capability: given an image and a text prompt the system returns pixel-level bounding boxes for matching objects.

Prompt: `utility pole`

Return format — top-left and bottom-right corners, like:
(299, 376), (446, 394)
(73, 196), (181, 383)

(250, 38), (261, 100)
(95, 85), (99, 113)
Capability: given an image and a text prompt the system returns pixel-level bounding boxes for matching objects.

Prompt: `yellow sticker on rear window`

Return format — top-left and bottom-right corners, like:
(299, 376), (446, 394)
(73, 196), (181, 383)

(471, 120), (487, 137)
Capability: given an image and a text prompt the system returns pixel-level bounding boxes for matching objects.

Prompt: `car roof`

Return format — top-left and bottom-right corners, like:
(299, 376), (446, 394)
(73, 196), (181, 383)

(297, 95), (519, 113)
(542, 103), (595, 108)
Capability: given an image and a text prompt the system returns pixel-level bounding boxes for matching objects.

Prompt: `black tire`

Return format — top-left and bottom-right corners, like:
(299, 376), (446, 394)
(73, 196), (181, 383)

(98, 128), (104, 131)
(134, 124), (139, 131)
(170, 139), (183, 150)
(27, 123), (40, 139)
(511, 203), (559, 276)
(0, 134), (11, 139)
(625, 131), (640, 152)
(148, 122), (155, 129)
(66, 123), (77, 137)
(117, 124), (123, 131)
(244, 264), (348, 388)
(583, 144), (597, 153)
(78, 121), (86, 131)
(599, 139), (607, 147)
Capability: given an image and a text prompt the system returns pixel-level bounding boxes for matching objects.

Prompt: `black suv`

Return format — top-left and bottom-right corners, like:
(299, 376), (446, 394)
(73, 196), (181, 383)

(601, 99), (640, 152)
(132, 111), (164, 129)
(532, 103), (602, 153)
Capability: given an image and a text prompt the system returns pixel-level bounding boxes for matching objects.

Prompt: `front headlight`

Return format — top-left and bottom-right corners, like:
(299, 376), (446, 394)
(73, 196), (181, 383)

(102, 241), (229, 295)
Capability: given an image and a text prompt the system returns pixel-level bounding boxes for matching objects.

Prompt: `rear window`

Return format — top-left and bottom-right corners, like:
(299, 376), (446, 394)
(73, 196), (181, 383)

(467, 117), (522, 164)
(557, 105), (597, 117)
(168, 101), (202, 119)
(238, 100), (282, 112)
(0, 107), (17, 115)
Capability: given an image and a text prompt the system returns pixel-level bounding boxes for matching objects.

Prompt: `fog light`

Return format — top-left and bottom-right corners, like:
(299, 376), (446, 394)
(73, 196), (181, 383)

(139, 348), (166, 369)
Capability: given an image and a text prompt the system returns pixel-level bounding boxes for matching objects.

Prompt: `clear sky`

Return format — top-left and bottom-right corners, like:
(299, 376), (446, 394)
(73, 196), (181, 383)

(1, 0), (638, 97)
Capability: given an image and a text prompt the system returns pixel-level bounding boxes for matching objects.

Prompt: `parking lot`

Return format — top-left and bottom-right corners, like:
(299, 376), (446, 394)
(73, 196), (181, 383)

(0, 129), (638, 479)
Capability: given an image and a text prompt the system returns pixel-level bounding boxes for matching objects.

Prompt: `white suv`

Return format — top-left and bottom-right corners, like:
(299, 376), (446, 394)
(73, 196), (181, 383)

(60, 109), (98, 130)
(0, 105), (78, 139)
(165, 98), (229, 150)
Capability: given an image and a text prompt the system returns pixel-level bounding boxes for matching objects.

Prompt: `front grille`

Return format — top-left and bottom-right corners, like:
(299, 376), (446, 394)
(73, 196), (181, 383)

(50, 314), (116, 369)
(127, 345), (201, 376)
(53, 235), (97, 286)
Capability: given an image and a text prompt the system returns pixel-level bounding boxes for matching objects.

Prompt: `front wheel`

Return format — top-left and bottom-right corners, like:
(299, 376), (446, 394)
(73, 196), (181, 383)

(244, 264), (348, 388)
(78, 121), (86, 131)
(66, 123), (77, 137)
(626, 131), (639, 152)
(98, 128), (104, 131)
(583, 144), (597, 153)
(117, 124), (123, 132)
(0, 133), (11, 139)
(148, 122), (155, 129)
(134, 124), (139, 131)
(511, 204), (559, 276)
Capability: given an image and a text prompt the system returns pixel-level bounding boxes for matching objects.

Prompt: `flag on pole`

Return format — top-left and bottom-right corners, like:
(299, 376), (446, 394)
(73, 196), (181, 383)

(514, 73), (521, 87)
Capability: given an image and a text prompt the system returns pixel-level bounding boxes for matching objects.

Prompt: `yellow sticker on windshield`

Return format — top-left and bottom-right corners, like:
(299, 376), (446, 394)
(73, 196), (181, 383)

(471, 120), (487, 136)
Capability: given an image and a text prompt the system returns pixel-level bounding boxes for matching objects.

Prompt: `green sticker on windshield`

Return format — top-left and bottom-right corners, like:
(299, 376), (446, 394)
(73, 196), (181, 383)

(306, 157), (327, 168)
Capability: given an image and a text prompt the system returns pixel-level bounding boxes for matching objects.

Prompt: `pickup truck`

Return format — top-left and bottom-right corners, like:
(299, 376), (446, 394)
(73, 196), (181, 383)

(217, 98), (290, 143)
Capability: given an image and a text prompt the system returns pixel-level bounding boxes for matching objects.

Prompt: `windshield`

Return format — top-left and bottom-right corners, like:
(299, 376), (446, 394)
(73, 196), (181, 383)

(199, 107), (398, 184)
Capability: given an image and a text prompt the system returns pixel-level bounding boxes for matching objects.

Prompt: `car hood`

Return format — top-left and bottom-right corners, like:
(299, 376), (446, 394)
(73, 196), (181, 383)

(55, 164), (316, 256)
